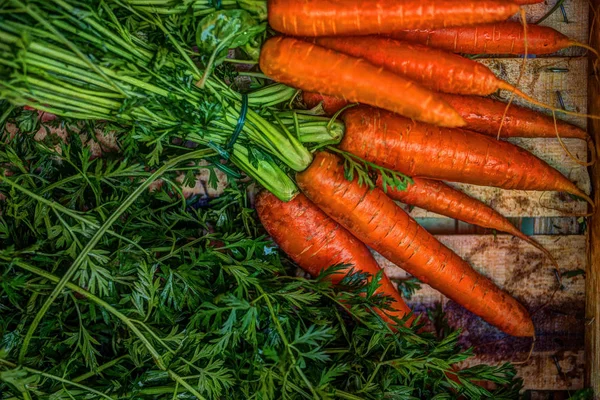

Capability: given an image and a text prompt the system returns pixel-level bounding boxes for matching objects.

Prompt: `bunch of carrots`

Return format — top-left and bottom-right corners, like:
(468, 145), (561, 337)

(253, 0), (596, 339)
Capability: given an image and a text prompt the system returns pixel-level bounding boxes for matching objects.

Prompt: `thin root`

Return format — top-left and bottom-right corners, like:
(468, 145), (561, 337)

(552, 111), (597, 166)
(512, 335), (536, 365)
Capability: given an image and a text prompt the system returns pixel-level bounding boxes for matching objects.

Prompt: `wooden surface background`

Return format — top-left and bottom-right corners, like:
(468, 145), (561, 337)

(587, 0), (600, 396)
(387, 0), (594, 394)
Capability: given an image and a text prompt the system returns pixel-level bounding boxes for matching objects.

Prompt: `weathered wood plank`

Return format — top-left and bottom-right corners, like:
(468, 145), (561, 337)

(480, 57), (588, 129)
(375, 235), (586, 391)
(586, 0), (600, 395)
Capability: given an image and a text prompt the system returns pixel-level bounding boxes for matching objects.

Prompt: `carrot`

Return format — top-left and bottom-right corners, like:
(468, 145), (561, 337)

(301, 91), (350, 116)
(259, 37), (465, 128)
(255, 190), (413, 324)
(267, 0), (521, 37)
(389, 22), (596, 56)
(296, 151), (535, 337)
(301, 91), (588, 140)
(313, 36), (565, 103)
(379, 177), (559, 269)
(438, 93), (588, 140)
(339, 106), (594, 208)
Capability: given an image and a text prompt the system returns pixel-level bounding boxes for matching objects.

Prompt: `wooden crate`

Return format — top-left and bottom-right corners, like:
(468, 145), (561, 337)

(377, 0), (598, 394)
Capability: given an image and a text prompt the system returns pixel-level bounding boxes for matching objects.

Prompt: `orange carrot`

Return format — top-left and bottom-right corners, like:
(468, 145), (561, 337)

(268, 0), (521, 36)
(260, 37), (465, 128)
(389, 22), (593, 55)
(301, 92), (350, 114)
(339, 106), (593, 207)
(313, 36), (549, 100)
(301, 91), (587, 140)
(438, 93), (588, 139)
(296, 151), (535, 337)
(301, 91), (350, 116)
(256, 190), (413, 324)
(379, 177), (559, 267)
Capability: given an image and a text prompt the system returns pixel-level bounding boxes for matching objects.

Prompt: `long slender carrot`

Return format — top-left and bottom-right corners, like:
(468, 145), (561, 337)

(313, 36), (563, 103)
(296, 151), (535, 337)
(438, 93), (588, 139)
(379, 177), (559, 268)
(301, 91), (587, 140)
(260, 37), (465, 128)
(388, 22), (595, 55)
(268, 0), (521, 36)
(255, 191), (413, 324)
(339, 106), (593, 208)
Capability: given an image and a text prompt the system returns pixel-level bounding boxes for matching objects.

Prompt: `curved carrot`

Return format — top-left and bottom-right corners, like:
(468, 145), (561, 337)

(256, 191), (413, 324)
(339, 106), (593, 208)
(268, 0), (521, 36)
(313, 36), (557, 100)
(301, 91), (587, 140)
(380, 177), (559, 269)
(389, 22), (591, 55)
(260, 37), (465, 128)
(296, 151), (535, 337)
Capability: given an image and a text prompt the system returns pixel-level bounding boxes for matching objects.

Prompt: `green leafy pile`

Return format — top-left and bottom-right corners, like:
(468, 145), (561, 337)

(0, 109), (524, 399)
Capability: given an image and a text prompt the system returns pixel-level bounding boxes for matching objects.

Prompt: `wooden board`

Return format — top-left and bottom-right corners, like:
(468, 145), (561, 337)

(373, 235), (586, 391)
(587, 0), (600, 395)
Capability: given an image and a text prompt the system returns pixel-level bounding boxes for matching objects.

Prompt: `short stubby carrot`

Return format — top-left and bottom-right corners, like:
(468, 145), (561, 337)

(313, 36), (539, 98)
(296, 151), (535, 337)
(339, 106), (593, 207)
(380, 176), (559, 267)
(260, 37), (465, 128)
(389, 22), (586, 55)
(301, 91), (587, 140)
(439, 93), (588, 139)
(268, 0), (521, 36)
(255, 190), (413, 324)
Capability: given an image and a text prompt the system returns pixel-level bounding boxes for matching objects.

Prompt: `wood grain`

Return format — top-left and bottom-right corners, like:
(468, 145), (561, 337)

(374, 235), (586, 391)
(587, 0), (600, 396)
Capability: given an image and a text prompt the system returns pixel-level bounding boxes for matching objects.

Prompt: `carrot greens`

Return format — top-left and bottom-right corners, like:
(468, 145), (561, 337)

(0, 111), (524, 399)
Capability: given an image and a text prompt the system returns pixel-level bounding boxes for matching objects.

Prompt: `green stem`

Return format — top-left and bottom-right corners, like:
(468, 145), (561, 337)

(0, 176), (143, 252)
(10, 0), (126, 95)
(256, 286), (319, 400)
(16, 148), (215, 364)
(0, 357), (113, 400)
(167, 370), (208, 400)
(12, 261), (166, 370)
(72, 355), (130, 383)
